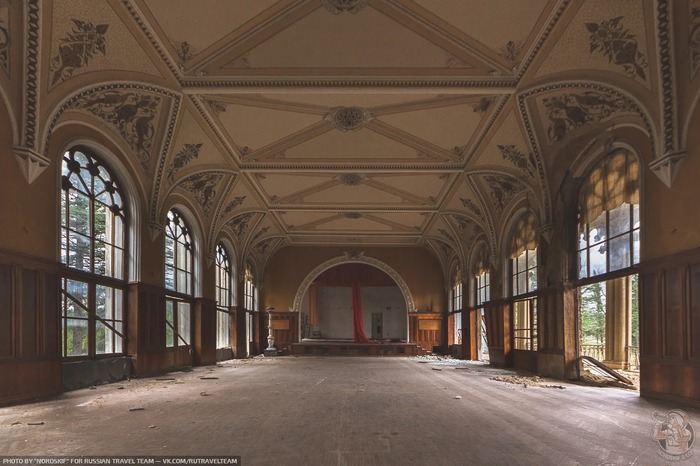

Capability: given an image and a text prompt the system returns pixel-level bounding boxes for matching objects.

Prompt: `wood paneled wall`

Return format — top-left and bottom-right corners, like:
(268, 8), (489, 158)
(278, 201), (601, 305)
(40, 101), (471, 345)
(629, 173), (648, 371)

(640, 249), (700, 406)
(409, 313), (444, 352)
(193, 298), (217, 366)
(483, 300), (510, 367)
(127, 283), (192, 376)
(0, 251), (61, 405)
(266, 311), (299, 354)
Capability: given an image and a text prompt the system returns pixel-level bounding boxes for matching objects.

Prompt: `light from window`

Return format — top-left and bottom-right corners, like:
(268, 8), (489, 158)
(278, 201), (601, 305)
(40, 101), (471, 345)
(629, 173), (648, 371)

(475, 272), (490, 306)
(513, 298), (537, 351)
(164, 209), (193, 348)
(60, 148), (126, 358)
(512, 248), (537, 296)
(216, 243), (231, 349)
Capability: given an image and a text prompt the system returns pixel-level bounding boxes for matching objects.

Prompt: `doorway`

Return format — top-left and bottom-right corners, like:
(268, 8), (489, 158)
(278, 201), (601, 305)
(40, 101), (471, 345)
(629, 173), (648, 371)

(371, 313), (383, 340)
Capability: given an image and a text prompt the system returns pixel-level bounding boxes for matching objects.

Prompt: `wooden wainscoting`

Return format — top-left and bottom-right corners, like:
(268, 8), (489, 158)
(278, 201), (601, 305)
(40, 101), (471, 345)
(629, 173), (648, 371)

(409, 313), (444, 354)
(0, 250), (62, 405)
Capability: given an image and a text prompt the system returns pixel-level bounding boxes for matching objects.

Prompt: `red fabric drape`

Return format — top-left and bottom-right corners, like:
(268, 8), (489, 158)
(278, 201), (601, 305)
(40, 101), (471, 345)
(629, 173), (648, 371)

(352, 282), (373, 343)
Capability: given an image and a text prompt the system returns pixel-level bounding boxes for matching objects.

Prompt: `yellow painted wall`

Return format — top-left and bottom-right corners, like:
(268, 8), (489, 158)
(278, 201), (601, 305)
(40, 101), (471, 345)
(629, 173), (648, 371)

(643, 105), (700, 260)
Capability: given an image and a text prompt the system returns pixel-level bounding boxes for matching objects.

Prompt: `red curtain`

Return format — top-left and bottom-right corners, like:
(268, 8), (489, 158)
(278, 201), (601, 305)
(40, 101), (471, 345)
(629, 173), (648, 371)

(352, 282), (373, 343)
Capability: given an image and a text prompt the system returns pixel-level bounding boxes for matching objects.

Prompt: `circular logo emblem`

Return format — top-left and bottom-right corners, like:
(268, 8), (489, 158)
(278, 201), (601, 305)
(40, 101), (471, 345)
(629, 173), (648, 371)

(652, 409), (695, 461)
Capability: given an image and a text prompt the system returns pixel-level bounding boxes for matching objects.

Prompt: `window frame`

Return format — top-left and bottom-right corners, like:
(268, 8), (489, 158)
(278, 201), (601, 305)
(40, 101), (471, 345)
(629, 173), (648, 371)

(215, 243), (232, 349)
(511, 248), (538, 297)
(513, 297), (538, 351)
(59, 147), (127, 359)
(164, 209), (194, 348)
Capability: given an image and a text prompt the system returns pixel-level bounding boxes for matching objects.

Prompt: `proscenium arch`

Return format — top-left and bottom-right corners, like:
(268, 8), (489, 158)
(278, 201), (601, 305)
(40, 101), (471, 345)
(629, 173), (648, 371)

(291, 255), (416, 317)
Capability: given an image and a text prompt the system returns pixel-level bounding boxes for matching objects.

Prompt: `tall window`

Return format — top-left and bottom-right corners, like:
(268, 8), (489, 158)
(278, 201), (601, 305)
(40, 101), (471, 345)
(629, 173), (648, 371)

(215, 243), (232, 349)
(244, 264), (257, 311)
(164, 209), (192, 348)
(510, 212), (538, 351)
(451, 266), (463, 345)
(510, 212), (538, 296)
(513, 298), (537, 351)
(451, 266), (463, 312)
(578, 150), (640, 278)
(473, 245), (490, 307)
(60, 147), (126, 358)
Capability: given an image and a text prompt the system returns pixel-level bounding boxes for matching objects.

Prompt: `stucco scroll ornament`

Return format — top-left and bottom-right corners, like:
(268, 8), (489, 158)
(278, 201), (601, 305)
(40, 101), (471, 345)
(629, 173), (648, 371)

(322, 0), (368, 15)
(325, 107), (373, 131)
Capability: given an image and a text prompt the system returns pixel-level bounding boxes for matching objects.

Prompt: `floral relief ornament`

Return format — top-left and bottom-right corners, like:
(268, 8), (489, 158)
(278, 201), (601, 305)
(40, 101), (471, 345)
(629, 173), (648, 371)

(51, 19), (109, 85)
(586, 16), (648, 80)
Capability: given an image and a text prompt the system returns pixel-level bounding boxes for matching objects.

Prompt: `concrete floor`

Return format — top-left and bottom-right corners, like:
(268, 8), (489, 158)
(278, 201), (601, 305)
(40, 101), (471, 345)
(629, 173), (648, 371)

(0, 357), (696, 465)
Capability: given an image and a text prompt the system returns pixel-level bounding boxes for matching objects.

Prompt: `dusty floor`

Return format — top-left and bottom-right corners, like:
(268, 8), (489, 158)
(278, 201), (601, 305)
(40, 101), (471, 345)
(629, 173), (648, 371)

(0, 356), (696, 465)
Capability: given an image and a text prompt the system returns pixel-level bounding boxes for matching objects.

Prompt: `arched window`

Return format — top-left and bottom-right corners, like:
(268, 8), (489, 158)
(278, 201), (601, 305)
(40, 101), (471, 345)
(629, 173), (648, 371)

(164, 209), (193, 348)
(578, 150), (640, 278)
(473, 245), (490, 307)
(510, 212), (538, 296)
(451, 266), (463, 312)
(244, 263), (257, 312)
(509, 211), (538, 351)
(215, 243), (232, 349)
(60, 147), (126, 357)
(450, 265), (463, 346)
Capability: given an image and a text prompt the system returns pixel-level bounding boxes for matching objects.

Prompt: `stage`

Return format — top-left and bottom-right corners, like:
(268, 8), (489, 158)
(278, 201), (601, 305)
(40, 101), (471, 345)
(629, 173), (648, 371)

(290, 339), (425, 356)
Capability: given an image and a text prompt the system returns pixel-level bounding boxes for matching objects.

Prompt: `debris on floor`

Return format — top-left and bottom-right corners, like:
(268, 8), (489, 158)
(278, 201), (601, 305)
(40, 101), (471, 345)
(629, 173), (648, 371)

(27, 421), (44, 425)
(200, 376), (218, 380)
(432, 367), (442, 371)
(489, 375), (566, 389)
(129, 407), (145, 412)
(454, 395), (462, 399)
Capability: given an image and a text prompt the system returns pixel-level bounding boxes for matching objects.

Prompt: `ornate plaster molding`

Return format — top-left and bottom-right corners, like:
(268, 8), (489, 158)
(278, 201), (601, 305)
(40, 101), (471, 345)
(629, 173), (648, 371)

(649, 150), (686, 189)
(291, 254), (416, 313)
(13, 146), (50, 183)
(325, 106), (373, 131)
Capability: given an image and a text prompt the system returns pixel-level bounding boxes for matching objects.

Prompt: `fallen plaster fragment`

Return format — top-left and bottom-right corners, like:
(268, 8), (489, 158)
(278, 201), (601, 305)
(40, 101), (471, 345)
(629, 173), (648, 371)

(200, 392), (210, 396)
(129, 407), (145, 412)
(27, 422), (44, 425)
(454, 396), (462, 399)
(11, 421), (21, 426)
(148, 425), (157, 429)
(432, 368), (442, 371)
(200, 376), (219, 380)
(117, 386), (125, 390)
(156, 378), (176, 381)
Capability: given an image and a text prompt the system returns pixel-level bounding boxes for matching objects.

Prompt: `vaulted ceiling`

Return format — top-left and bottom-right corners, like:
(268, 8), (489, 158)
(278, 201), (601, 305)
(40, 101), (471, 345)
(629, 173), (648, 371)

(2, 0), (691, 273)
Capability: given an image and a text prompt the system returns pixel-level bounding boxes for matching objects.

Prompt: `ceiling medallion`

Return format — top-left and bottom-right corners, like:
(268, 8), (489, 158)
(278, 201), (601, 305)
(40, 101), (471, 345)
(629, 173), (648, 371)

(325, 106), (373, 131)
(337, 173), (367, 186)
(322, 0), (368, 15)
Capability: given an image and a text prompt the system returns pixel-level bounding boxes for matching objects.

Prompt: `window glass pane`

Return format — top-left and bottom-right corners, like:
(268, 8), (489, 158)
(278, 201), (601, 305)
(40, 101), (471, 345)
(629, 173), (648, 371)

(178, 302), (191, 345)
(61, 228), (69, 265)
(527, 249), (537, 268)
(96, 321), (108, 354)
(528, 267), (537, 292)
(609, 234), (631, 271)
(114, 288), (123, 321)
(114, 322), (123, 353)
(579, 250), (588, 279)
(633, 203), (640, 229)
(177, 270), (188, 294)
(96, 285), (108, 319)
(68, 232), (91, 272)
(114, 215), (124, 248)
(94, 240), (107, 275)
(517, 271), (526, 296)
(114, 246), (124, 280)
(94, 203), (107, 241)
(588, 213), (607, 245)
(608, 203), (631, 238)
(633, 229), (640, 265)
(165, 237), (175, 266)
(64, 279), (89, 318)
(517, 252), (526, 272)
(177, 242), (188, 270)
(590, 243), (607, 277)
(69, 191), (91, 236)
(166, 301), (174, 347)
(65, 318), (89, 356)
(579, 229), (588, 250)
(165, 265), (175, 291)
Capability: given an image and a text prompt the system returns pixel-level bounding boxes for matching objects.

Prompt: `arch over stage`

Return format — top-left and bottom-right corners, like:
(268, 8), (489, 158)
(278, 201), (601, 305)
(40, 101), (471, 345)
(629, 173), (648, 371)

(291, 254), (416, 315)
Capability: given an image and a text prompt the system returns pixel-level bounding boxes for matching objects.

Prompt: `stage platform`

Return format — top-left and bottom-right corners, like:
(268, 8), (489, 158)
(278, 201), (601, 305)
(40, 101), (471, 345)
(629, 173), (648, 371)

(291, 339), (421, 356)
